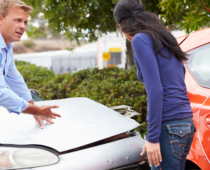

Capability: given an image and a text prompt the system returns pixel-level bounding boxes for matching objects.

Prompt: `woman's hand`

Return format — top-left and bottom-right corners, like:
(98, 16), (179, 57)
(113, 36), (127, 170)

(141, 141), (162, 167)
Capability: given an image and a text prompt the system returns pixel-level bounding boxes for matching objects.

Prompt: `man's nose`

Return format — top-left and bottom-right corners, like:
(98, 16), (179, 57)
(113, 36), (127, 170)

(19, 22), (26, 30)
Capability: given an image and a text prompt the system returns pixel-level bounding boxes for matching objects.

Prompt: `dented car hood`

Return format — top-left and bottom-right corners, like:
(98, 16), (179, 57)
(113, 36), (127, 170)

(0, 98), (140, 152)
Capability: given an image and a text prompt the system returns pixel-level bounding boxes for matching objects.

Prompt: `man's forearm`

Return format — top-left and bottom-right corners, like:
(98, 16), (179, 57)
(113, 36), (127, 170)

(22, 103), (40, 116)
(23, 100), (38, 115)
(0, 85), (29, 114)
(28, 100), (35, 105)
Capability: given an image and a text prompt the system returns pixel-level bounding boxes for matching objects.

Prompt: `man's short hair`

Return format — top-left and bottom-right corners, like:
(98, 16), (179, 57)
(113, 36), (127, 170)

(0, 0), (33, 17)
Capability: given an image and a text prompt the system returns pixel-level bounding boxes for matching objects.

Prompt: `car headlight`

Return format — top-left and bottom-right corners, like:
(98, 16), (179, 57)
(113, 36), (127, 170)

(0, 145), (59, 170)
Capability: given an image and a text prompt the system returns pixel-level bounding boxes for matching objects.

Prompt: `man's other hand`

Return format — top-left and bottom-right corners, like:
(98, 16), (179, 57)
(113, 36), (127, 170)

(24, 100), (61, 129)
(33, 116), (54, 129)
(35, 105), (61, 119)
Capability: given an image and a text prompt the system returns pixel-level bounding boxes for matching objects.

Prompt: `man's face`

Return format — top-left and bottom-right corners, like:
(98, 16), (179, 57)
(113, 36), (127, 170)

(0, 7), (29, 45)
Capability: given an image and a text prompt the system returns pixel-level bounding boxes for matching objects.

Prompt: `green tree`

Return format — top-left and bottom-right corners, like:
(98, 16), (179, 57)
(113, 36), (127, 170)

(159, 0), (210, 33)
(23, 0), (210, 69)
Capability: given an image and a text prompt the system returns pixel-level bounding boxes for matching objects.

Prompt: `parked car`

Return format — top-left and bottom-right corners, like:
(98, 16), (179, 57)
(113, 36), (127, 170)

(177, 28), (210, 170)
(0, 90), (149, 170)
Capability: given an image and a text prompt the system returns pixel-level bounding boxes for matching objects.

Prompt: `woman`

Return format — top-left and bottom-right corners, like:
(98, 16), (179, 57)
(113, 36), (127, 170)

(114, 0), (195, 170)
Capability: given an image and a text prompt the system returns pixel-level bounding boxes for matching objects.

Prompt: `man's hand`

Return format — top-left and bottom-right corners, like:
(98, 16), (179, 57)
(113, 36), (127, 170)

(29, 100), (56, 129)
(23, 100), (61, 129)
(140, 141), (162, 167)
(34, 105), (61, 119)
(33, 116), (54, 129)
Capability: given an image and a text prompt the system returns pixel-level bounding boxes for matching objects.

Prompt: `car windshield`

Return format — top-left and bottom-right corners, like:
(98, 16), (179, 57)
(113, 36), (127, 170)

(186, 43), (210, 88)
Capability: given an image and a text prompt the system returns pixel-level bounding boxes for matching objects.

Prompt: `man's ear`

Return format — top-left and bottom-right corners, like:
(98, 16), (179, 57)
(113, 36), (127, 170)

(0, 14), (4, 26)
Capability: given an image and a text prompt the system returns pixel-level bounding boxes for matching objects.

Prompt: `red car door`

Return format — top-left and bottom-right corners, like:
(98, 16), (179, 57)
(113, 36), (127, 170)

(183, 41), (210, 170)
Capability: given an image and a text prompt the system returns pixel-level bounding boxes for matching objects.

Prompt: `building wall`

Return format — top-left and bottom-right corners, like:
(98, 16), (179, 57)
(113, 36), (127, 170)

(97, 32), (126, 69)
(14, 32), (126, 73)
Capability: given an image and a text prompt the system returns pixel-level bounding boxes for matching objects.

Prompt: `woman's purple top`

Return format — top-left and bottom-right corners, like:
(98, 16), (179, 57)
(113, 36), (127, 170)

(131, 33), (193, 143)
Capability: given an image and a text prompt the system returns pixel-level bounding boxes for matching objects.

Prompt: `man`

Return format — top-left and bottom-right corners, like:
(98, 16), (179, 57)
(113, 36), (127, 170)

(0, 0), (61, 128)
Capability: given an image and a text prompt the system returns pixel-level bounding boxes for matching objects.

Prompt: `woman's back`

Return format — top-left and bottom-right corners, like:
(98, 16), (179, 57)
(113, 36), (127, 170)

(132, 33), (192, 142)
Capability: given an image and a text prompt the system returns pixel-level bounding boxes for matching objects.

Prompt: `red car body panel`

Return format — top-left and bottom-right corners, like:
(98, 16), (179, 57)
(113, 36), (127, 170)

(179, 28), (210, 170)
(180, 28), (210, 52)
(177, 35), (188, 45)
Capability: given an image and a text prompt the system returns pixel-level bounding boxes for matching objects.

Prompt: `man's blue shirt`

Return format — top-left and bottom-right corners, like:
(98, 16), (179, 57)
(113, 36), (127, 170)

(0, 34), (32, 114)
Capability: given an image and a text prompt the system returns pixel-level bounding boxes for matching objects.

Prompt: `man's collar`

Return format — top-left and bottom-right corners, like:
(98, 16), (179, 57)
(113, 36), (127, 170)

(0, 34), (14, 50)
(0, 34), (7, 49)
(8, 42), (14, 48)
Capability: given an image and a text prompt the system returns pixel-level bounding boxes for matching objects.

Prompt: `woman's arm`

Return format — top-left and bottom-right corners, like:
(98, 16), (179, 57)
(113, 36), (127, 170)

(132, 33), (163, 167)
(132, 33), (163, 143)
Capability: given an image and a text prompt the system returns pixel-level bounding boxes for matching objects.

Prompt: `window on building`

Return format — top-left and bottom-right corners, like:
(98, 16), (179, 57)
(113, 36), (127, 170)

(106, 48), (122, 67)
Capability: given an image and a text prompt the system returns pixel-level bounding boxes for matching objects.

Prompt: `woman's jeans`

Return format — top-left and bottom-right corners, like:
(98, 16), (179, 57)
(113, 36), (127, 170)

(151, 117), (195, 170)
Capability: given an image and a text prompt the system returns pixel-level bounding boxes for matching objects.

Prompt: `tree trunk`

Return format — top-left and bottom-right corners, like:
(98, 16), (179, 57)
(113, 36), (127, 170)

(125, 39), (135, 70)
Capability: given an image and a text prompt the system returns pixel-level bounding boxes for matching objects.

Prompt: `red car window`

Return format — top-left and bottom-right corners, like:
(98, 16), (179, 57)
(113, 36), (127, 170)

(186, 43), (210, 88)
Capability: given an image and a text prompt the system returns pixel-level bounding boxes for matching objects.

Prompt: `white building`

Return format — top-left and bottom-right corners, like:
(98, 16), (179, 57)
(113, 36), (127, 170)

(97, 32), (126, 69)
(14, 31), (186, 74)
(14, 32), (126, 74)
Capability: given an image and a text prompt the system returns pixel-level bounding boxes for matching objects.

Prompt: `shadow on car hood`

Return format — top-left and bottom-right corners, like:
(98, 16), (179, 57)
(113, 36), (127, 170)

(0, 98), (140, 152)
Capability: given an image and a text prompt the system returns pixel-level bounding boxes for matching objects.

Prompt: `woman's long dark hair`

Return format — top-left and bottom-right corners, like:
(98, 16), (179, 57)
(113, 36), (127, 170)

(114, 0), (188, 61)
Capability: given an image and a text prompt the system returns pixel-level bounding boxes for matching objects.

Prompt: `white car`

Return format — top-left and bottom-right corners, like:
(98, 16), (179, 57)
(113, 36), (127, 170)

(0, 90), (148, 170)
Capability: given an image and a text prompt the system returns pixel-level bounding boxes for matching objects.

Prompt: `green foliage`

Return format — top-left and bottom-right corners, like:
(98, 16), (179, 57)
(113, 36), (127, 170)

(15, 61), (148, 136)
(22, 0), (210, 41)
(22, 39), (35, 48)
(15, 60), (55, 90)
(22, 0), (119, 43)
(159, 0), (210, 33)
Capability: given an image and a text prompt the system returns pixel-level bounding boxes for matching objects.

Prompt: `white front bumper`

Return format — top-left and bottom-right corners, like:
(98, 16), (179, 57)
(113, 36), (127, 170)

(31, 135), (146, 170)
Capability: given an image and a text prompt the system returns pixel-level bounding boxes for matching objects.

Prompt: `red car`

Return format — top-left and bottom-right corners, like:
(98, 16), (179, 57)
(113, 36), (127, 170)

(177, 28), (210, 170)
